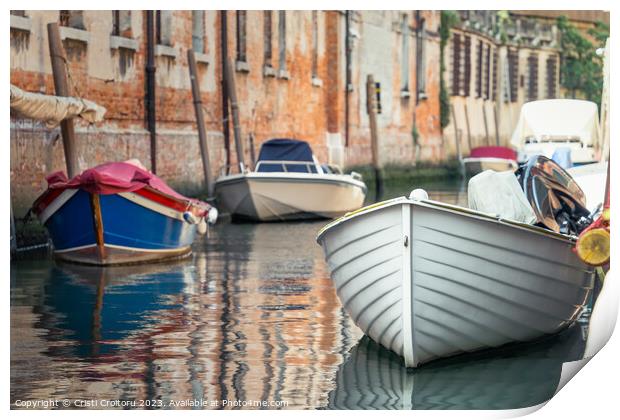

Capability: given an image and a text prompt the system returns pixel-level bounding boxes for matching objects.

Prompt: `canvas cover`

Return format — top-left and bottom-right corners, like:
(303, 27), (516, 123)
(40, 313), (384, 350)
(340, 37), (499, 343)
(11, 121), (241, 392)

(510, 99), (600, 148)
(10, 84), (106, 128)
(45, 161), (206, 207)
(469, 146), (517, 161)
(256, 139), (317, 173)
(468, 170), (537, 224)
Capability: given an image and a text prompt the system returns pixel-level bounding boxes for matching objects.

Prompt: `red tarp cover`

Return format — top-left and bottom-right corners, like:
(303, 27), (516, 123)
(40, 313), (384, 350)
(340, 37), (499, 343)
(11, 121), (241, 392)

(46, 161), (203, 205)
(469, 146), (517, 161)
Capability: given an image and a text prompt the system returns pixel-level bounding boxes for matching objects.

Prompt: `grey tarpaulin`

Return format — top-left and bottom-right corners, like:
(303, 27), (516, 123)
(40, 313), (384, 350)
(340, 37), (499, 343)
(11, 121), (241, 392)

(10, 84), (106, 128)
(468, 170), (538, 224)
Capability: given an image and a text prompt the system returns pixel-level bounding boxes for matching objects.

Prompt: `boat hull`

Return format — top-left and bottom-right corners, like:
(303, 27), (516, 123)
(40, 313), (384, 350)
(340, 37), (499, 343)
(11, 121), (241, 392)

(37, 189), (198, 265)
(462, 157), (518, 176)
(215, 173), (367, 222)
(317, 198), (594, 367)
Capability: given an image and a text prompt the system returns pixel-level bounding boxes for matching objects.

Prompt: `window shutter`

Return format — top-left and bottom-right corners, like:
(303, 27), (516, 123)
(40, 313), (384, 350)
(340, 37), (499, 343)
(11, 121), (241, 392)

(463, 35), (471, 97)
(508, 48), (518, 103)
(527, 53), (538, 101)
(451, 34), (461, 95)
(546, 55), (557, 98)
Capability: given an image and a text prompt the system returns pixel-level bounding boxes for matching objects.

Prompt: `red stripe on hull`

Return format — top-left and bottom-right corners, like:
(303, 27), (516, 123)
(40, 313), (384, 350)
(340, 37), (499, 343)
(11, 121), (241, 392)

(32, 188), (65, 216)
(33, 186), (208, 220)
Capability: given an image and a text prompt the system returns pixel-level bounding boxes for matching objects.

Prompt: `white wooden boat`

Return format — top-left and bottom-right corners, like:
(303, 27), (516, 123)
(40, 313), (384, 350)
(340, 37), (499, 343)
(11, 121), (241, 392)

(316, 192), (594, 368)
(461, 146), (518, 177)
(215, 139), (367, 221)
(462, 157), (518, 176)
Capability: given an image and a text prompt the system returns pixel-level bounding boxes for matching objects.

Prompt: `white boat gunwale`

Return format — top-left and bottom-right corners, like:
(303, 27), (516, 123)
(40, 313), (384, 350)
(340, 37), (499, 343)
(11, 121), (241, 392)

(39, 188), (199, 225)
(461, 157), (518, 167)
(38, 188), (79, 225)
(317, 197), (578, 245)
(215, 171), (368, 190)
(461, 157), (517, 163)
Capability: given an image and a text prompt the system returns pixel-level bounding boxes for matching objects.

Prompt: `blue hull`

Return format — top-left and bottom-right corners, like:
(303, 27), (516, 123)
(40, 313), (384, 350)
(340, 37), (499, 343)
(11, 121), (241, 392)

(45, 190), (197, 265)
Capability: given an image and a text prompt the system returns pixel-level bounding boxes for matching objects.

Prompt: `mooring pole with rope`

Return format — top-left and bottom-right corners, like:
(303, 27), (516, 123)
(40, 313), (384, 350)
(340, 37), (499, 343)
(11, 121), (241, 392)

(47, 22), (79, 178)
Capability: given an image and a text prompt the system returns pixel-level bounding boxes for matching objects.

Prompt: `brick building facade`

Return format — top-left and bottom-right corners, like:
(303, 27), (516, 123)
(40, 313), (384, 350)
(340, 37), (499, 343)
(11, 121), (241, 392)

(10, 10), (442, 215)
(443, 11), (562, 157)
(442, 10), (609, 158)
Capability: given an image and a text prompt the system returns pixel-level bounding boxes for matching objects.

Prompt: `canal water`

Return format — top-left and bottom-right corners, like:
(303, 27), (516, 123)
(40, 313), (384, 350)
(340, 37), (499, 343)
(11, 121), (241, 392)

(10, 179), (590, 409)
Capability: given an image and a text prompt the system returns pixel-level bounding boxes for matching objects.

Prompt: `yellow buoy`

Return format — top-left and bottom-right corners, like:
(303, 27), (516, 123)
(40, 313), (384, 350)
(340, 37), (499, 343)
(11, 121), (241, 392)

(602, 207), (610, 222)
(576, 228), (610, 266)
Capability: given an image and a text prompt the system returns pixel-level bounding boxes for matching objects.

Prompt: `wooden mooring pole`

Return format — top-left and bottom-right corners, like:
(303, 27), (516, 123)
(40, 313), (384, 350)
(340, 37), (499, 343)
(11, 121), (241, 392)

(220, 11), (231, 173)
(366, 74), (383, 201)
(145, 11), (157, 174)
(47, 23), (78, 178)
(450, 104), (462, 160)
(463, 102), (472, 151)
(482, 103), (490, 146)
(248, 133), (256, 168)
(225, 58), (245, 173)
(188, 49), (214, 197)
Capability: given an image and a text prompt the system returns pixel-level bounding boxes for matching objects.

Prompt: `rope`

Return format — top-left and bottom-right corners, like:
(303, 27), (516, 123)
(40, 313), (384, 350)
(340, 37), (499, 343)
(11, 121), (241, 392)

(53, 50), (87, 108)
(13, 243), (50, 253)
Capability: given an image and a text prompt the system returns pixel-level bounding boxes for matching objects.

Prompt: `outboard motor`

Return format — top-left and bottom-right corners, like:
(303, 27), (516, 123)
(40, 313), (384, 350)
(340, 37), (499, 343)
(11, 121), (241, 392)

(515, 155), (592, 235)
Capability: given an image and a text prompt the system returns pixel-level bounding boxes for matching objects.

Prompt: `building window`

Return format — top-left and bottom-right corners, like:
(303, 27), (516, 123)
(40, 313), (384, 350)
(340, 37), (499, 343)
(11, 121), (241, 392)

(112, 11), (132, 37)
(155, 11), (173, 46)
(11, 10), (27, 17)
(236, 11), (247, 63)
(475, 40), (483, 98)
(507, 48), (518, 103)
(311, 11), (319, 79)
(463, 35), (471, 97)
(59, 10), (85, 30)
(278, 11), (287, 73)
(400, 14), (410, 93)
(451, 33), (471, 97)
(546, 55), (558, 98)
(492, 48), (498, 100)
(451, 33), (461, 95)
(191, 11), (205, 53)
(264, 11), (273, 67)
(416, 17), (427, 98)
(484, 43), (491, 100)
(527, 53), (538, 102)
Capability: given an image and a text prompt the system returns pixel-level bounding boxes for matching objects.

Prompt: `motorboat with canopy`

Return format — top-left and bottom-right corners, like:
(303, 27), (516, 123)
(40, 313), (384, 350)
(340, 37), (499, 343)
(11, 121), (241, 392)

(510, 99), (600, 167)
(215, 139), (367, 222)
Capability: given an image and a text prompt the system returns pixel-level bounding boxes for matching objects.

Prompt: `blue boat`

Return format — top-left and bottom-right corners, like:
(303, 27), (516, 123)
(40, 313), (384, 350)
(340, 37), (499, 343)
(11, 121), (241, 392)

(32, 161), (217, 265)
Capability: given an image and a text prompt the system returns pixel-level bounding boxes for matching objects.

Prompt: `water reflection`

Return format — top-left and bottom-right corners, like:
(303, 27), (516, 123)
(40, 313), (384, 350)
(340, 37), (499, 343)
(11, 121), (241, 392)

(327, 324), (587, 410)
(11, 221), (362, 409)
(42, 262), (191, 358)
(12, 181), (591, 410)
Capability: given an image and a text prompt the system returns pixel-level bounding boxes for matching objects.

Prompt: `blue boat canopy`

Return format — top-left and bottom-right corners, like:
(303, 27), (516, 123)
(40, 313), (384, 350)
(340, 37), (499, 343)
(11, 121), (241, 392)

(256, 139), (317, 173)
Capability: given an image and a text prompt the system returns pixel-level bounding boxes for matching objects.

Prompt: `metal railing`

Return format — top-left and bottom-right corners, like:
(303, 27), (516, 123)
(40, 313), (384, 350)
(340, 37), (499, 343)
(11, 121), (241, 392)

(218, 161), (354, 177)
(254, 160), (320, 173)
(525, 135), (582, 144)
